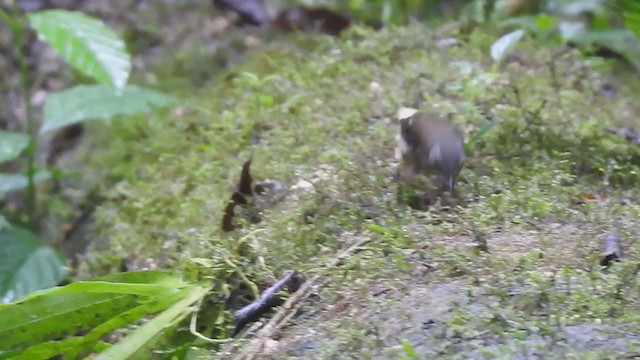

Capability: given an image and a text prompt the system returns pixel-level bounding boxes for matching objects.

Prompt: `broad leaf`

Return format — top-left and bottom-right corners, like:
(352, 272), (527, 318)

(14, 291), (186, 359)
(617, 0), (640, 37)
(43, 281), (181, 297)
(41, 84), (177, 134)
(570, 29), (640, 70)
(19, 270), (188, 302)
(0, 270), (208, 359)
(0, 130), (29, 163)
(0, 226), (66, 304)
(98, 269), (189, 288)
(96, 286), (210, 360)
(0, 171), (50, 197)
(491, 29), (525, 63)
(535, 13), (557, 32)
(0, 292), (138, 350)
(27, 10), (131, 90)
(0, 216), (10, 230)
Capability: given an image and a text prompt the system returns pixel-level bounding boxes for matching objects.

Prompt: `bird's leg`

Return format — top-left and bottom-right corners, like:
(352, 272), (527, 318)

(395, 166), (423, 208)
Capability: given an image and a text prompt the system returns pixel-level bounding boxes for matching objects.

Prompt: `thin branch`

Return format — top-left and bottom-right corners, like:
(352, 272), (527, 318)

(228, 236), (372, 360)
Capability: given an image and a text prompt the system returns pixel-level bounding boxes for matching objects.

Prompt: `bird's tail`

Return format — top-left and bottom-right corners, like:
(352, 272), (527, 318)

(447, 176), (454, 193)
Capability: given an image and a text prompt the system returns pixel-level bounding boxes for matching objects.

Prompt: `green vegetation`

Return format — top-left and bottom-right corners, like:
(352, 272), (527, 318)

(80, 22), (640, 357)
(3, 0), (640, 358)
(0, 270), (209, 359)
(0, 6), (174, 304)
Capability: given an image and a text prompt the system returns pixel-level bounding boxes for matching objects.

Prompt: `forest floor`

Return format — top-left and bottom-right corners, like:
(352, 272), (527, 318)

(18, 2), (640, 359)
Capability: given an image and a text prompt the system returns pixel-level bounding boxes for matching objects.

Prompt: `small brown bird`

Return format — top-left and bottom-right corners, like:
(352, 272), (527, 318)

(396, 112), (465, 193)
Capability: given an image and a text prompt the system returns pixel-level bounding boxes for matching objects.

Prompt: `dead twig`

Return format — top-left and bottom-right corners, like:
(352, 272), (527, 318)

(232, 271), (304, 336)
(225, 236), (371, 360)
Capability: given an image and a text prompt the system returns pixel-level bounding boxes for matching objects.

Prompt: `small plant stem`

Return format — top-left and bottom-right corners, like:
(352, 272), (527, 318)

(7, 5), (38, 228)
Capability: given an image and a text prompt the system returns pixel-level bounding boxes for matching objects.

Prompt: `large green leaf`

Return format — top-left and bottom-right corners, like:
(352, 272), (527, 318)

(0, 171), (50, 197)
(27, 10), (131, 90)
(41, 84), (177, 134)
(0, 130), (29, 163)
(0, 216), (10, 230)
(570, 29), (640, 70)
(0, 292), (139, 350)
(14, 291), (188, 360)
(18, 270), (188, 302)
(0, 226), (67, 304)
(96, 286), (210, 360)
(616, 0), (640, 36)
(44, 281), (181, 297)
(0, 270), (209, 359)
(98, 269), (189, 288)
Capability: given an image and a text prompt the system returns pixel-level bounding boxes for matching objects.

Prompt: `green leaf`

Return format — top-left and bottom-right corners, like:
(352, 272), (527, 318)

(0, 171), (50, 197)
(238, 71), (260, 85)
(0, 291), (138, 350)
(499, 14), (556, 34)
(97, 269), (188, 288)
(465, 121), (496, 152)
(0, 226), (67, 304)
(570, 29), (640, 70)
(0, 271), (199, 356)
(401, 339), (419, 359)
(17, 289), (189, 359)
(618, 0), (640, 36)
(13, 337), (87, 360)
(96, 286), (210, 360)
(190, 258), (215, 268)
(33, 281), (180, 297)
(0, 130), (29, 163)
(0, 215), (11, 230)
(41, 84), (177, 134)
(27, 10), (131, 90)
(570, 29), (637, 44)
(535, 13), (556, 32)
(491, 29), (525, 63)
(18, 271), (187, 302)
(365, 223), (387, 236)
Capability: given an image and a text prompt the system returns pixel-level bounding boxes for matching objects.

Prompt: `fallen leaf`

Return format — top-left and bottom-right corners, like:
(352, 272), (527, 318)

(221, 160), (286, 232)
(221, 159), (258, 232)
(222, 202), (237, 232)
(239, 159), (254, 196)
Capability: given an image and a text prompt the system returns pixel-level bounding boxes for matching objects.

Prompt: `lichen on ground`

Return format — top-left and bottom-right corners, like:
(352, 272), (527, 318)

(83, 23), (640, 358)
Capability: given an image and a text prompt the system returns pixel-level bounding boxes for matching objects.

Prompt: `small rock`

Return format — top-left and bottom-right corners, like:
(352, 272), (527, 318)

(369, 81), (383, 96)
(436, 37), (461, 48)
(249, 338), (280, 355)
(292, 179), (313, 191)
(262, 339), (280, 355)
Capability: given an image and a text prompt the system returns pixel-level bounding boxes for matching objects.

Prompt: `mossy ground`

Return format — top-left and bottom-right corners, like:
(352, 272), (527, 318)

(80, 23), (640, 358)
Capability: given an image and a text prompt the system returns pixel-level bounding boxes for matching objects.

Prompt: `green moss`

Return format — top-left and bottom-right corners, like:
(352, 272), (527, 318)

(83, 23), (640, 355)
